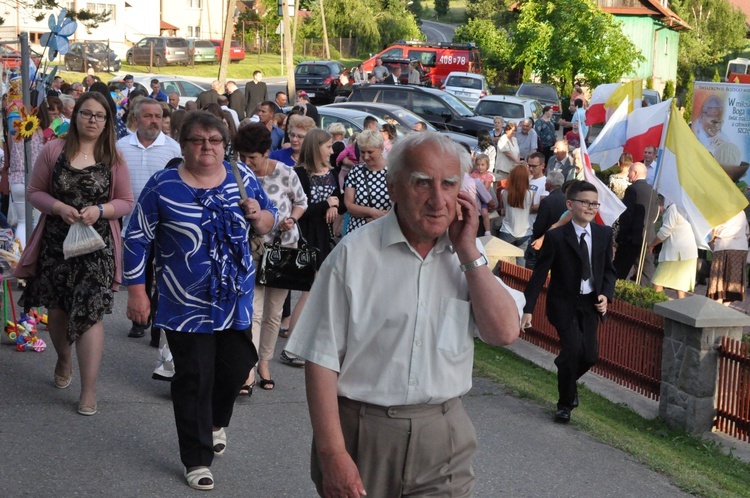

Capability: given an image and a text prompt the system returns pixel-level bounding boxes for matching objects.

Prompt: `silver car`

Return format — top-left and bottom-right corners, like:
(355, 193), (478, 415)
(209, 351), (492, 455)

(474, 95), (543, 126)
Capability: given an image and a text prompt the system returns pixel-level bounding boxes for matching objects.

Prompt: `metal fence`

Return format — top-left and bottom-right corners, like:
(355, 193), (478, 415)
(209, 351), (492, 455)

(300, 38), (358, 59)
(497, 261), (664, 400)
(716, 336), (750, 443)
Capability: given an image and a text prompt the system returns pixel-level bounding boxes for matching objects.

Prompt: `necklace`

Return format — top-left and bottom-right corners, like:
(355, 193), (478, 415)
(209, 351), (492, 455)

(264, 159), (273, 177)
(80, 148), (95, 161)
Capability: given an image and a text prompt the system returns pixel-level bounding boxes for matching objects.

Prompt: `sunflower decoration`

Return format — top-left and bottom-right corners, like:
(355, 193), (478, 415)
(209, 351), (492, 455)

(11, 105), (40, 142)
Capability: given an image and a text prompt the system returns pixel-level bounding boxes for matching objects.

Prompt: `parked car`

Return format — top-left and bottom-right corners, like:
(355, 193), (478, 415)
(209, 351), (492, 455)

(515, 82), (562, 128)
(474, 95), (544, 126)
(186, 39), (218, 64)
(209, 40), (245, 63)
(380, 57), (431, 86)
(109, 76), (207, 107)
(126, 37), (190, 67)
(325, 102), (477, 151)
(64, 42), (121, 73)
(315, 107), (390, 139)
(442, 71), (490, 109)
(295, 60), (349, 104)
(347, 84), (494, 136)
(642, 89), (662, 107)
(0, 44), (41, 70)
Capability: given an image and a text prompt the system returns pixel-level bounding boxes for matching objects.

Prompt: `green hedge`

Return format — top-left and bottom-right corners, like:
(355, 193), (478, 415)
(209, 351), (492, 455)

(614, 279), (669, 310)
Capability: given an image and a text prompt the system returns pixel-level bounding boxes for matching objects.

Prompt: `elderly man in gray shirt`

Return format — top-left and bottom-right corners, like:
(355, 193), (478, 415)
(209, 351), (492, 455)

(516, 118), (539, 161)
(287, 132), (523, 497)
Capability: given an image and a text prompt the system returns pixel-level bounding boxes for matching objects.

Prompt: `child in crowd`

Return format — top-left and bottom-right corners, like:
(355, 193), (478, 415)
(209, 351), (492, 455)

(471, 153), (496, 236)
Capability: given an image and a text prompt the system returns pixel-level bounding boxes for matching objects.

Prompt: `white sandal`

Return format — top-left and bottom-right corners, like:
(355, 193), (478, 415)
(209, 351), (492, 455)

(212, 427), (227, 456)
(185, 467), (214, 491)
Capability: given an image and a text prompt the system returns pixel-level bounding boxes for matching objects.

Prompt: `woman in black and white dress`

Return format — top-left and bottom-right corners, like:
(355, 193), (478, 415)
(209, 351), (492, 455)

(343, 129), (391, 234)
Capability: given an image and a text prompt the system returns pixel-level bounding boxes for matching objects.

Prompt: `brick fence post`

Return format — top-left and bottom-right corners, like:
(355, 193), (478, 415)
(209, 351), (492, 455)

(653, 295), (750, 434)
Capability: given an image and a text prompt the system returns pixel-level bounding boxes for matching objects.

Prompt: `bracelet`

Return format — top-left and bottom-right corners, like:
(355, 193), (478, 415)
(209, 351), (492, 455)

(97, 204), (104, 219)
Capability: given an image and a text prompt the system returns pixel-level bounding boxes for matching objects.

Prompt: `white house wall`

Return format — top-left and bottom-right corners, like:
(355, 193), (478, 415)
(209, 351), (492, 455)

(162, 0), (229, 41)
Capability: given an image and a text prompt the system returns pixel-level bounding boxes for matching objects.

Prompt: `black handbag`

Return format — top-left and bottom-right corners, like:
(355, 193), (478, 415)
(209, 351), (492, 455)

(257, 222), (319, 291)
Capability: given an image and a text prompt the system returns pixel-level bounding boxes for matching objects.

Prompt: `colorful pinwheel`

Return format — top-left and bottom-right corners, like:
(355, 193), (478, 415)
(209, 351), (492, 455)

(39, 8), (77, 61)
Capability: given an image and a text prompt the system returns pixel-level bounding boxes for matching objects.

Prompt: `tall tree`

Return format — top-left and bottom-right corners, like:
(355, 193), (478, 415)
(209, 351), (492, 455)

(4, 0), (112, 32)
(511, 0), (644, 93)
(670, 0), (747, 86)
(434, 0), (450, 18)
(453, 18), (510, 83)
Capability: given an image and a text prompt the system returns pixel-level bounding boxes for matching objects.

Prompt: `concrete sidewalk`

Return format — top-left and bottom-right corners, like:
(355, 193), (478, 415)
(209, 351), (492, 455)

(0, 290), (693, 496)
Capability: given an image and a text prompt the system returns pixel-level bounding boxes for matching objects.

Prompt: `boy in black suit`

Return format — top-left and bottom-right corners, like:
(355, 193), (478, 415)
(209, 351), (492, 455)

(521, 181), (616, 423)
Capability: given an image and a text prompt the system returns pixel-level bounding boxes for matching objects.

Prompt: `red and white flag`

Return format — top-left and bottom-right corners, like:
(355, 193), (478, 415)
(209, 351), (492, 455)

(623, 100), (670, 162)
(585, 83), (620, 126)
(579, 133), (626, 226)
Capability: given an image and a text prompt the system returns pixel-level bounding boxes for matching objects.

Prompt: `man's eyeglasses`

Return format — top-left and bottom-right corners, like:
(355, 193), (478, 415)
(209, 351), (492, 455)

(78, 110), (108, 122)
(571, 199), (601, 209)
(186, 137), (224, 146)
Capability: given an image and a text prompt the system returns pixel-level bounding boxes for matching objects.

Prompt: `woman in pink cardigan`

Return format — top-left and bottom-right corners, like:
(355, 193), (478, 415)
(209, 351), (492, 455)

(15, 92), (134, 416)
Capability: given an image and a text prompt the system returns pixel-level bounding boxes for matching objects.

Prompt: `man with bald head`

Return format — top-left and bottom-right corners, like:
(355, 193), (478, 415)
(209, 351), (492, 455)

(613, 162), (659, 280)
(196, 80), (224, 109)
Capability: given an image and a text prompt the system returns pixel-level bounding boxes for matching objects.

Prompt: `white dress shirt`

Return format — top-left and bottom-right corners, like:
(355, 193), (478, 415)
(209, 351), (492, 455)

(116, 131), (182, 229)
(573, 222), (594, 294)
(286, 210), (525, 406)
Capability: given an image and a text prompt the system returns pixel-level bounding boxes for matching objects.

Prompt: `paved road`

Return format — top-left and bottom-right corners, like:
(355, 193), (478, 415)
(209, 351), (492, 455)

(421, 20), (457, 43)
(0, 288), (691, 496)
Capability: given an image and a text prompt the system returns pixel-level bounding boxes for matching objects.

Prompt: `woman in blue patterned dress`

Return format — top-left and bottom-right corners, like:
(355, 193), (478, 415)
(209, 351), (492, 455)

(123, 111), (277, 491)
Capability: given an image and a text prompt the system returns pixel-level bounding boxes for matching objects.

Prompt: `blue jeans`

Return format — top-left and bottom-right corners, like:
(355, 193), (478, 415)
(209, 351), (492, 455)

(497, 231), (530, 267)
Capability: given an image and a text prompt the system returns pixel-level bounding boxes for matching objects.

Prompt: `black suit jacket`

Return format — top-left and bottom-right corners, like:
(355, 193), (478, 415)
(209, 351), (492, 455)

(383, 74), (400, 85)
(524, 222), (616, 328)
(196, 89), (220, 109)
(227, 91), (247, 120)
(244, 81), (268, 115)
(616, 179), (658, 246)
(531, 188), (567, 240)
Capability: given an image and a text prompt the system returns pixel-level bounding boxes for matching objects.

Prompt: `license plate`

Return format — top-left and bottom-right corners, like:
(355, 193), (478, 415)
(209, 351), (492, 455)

(457, 91), (472, 97)
(307, 92), (315, 98)
(175, 51), (185, 55)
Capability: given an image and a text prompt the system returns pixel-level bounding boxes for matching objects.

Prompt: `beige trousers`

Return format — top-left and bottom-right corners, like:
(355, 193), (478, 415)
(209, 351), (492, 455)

(251, 284), (288, 361)
(311, 397), (477, 497)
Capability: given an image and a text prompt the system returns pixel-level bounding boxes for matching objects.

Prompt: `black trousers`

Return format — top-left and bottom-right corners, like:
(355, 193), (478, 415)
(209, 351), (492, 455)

(166, 327), (257, 468)
(553, 293), (599, 410)
(613, 242), (654, 280)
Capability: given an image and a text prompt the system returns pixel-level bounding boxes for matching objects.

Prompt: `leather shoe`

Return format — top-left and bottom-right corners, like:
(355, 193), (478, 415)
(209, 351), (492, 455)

(554, 408), (571, 423)
(128, 323), (146, 338)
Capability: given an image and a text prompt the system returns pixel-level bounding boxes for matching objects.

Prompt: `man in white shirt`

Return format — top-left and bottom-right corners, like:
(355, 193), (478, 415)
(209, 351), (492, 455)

(120, 74), (136, 100)
(218, 95), (240, 127)
(526, 152), (548, 268)
(117, 98), (182, 343)
(643, 145), (658, 185)
(286, 132), (523, 497)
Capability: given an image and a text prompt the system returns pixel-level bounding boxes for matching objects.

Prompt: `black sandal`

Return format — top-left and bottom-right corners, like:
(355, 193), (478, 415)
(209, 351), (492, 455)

(239, 381), (255, 397)
(259, 377), (275, 390)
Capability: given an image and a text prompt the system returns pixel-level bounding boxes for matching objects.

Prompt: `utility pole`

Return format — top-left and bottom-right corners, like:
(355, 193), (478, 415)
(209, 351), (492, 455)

(218, 0), (237, 85)
(282, 0), (295, 96)
(319, 0), (330, 59)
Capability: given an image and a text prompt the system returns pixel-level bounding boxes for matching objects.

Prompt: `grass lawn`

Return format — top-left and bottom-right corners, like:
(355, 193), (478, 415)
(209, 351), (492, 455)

(51, 54), (364, 82)
(421, 0), (469, 24)
(474, 340), (750, 497)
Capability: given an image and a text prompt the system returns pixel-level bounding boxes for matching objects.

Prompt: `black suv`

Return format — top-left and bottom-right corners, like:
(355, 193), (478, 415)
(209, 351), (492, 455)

(347, 84), (494, 136)
(294, 60), (348, 104)
(515, 82), (562, 128)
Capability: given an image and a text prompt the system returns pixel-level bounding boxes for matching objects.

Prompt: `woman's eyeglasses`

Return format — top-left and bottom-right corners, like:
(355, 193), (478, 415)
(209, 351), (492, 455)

(186, 137), (224, 146)
(78, 110), (107, 122)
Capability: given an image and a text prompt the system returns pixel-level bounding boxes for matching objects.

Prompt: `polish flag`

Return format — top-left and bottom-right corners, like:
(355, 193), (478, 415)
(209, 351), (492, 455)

(623, 99), (671, 162)
(579, 131), (626, 226)
(585, 83), (620, 126)
(587, 98), (629, 169)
